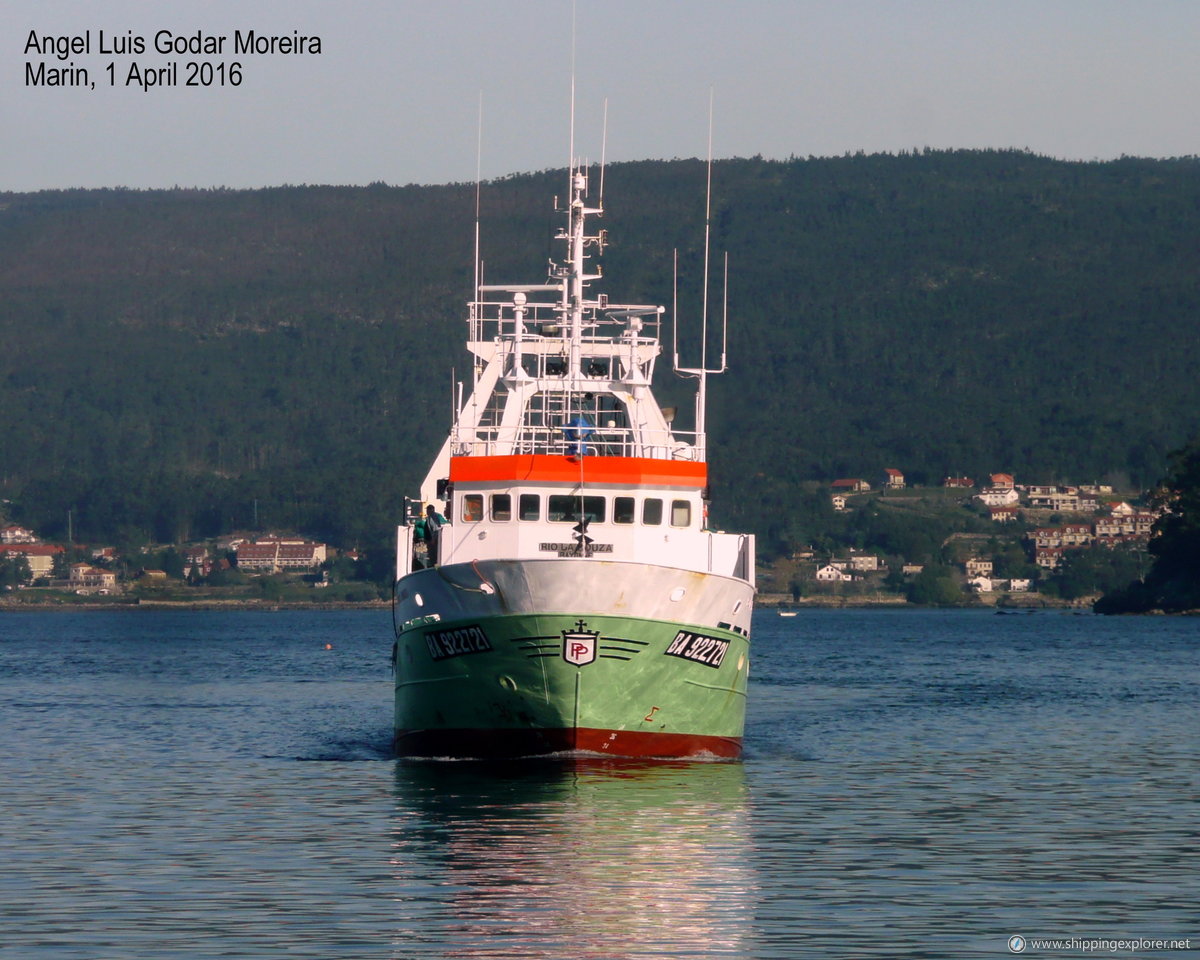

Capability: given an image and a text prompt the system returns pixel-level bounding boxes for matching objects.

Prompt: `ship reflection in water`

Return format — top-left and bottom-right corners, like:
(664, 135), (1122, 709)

(389, 760), (754, 958)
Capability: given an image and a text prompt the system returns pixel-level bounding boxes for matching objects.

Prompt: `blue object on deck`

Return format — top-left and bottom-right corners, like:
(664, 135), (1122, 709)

(563, 414), (594, 456)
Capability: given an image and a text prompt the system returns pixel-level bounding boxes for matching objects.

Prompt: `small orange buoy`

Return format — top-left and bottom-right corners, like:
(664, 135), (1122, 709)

(324, 643), (333, 650)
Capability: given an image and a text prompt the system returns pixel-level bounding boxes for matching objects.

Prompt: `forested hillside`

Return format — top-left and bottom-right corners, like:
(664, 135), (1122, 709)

(3, 151), (1199, 555)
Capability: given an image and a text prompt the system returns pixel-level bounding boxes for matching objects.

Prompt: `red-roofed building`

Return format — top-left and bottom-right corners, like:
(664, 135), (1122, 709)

(831, 478), (870, 492)
(183, 547), (212, 577)
(1031, 527), (1062, 548)
(1131, 513), (1157, 536)
(1060, 524), (1093, 546)
(1035, 546), (1065, 569)
(68, 563), (119, 594)
(882, 468), (905, 489)
(235, 538), (327, 573)
(1097, 513), (1156, 540)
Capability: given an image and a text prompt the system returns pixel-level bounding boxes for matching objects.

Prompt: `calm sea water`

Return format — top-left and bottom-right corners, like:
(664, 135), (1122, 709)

(0, 608), (1195, 959)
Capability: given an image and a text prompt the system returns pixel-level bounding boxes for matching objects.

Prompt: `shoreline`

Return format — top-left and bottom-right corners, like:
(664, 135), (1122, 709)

(756, 592), (1095, 610)
(1, 594), (1093, 612)
(0, 598), (391, 612)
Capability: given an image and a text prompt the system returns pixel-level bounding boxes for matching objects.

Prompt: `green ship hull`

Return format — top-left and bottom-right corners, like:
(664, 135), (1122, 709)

(393, 611), (749, 759)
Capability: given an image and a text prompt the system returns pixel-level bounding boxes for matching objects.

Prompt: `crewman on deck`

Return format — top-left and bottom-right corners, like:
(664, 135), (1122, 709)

(417, 503), (446, 567)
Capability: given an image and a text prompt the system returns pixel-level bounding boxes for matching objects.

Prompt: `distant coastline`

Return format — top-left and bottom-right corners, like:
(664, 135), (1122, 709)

(757, 592), (1095, 611)
(0, 596), (389, 613)
(1, 593), (1089, 613)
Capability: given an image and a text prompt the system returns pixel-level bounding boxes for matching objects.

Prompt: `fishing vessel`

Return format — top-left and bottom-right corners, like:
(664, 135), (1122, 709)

(391, 157), (755, 759)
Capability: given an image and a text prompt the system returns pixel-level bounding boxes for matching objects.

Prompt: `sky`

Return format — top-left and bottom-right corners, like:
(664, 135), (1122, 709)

(4, 0), (1199, 191)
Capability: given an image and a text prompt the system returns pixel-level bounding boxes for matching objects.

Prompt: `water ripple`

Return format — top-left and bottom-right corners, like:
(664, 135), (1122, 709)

(0, 608), (1195, 958)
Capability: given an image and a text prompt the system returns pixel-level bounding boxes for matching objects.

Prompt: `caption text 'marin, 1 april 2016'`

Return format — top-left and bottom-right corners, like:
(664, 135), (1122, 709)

(22, 28), (322, 91)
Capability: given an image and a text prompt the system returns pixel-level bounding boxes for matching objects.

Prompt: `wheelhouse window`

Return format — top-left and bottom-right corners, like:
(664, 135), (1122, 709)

(548, 495), (606, 523)
(671, 500), (691, 527)
(519, 494), (540, 521)
(491, 494), (512, 521)
(613, 497), (635, 524)
(462, 495), (483, 522)
(643, 498), (663, 525)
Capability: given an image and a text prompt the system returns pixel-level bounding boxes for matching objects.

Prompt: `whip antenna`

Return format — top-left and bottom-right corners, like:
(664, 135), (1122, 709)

(472, 91), (483, 359)
(701, 86), (713, 373)
(599, 98), (608, 209)
(568, 0), (577, 183)
(672, 248), (680, 370)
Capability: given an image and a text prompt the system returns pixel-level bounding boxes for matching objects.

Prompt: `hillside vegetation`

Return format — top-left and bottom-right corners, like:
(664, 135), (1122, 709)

(2, 151), (1199, 554)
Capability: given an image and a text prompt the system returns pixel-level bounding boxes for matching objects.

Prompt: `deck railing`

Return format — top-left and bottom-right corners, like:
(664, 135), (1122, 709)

(451, 424), (702, 461)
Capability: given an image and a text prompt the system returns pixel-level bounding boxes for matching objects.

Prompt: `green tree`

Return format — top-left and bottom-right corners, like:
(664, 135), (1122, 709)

(206, 563), (246, 587)
(258, 574), (289, 601)
(6, 155), (1200, 557)
(991, 542), (1039, 580)
(906, 565), (966, 606)
(160, 547), (186, 580)
(882, 566), (909, 594)
(322, 555), (361, 583)
(50, 551), (70, 579)
(1097, 439), (1200, 612)
(1046, 545), (1147, 601)
(0, 555), (33, 588)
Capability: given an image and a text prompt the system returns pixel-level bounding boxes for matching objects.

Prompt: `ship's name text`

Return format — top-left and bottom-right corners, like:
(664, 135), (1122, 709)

(539, 542), (613, 557)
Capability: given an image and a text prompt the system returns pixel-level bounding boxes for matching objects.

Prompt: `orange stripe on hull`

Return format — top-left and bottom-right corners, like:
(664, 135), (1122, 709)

(449, 454), (707, 488)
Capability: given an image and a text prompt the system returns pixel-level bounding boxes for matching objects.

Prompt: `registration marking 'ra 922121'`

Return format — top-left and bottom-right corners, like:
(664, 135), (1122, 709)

(424, 624), (492, 661)
(664, 630), (729, 669)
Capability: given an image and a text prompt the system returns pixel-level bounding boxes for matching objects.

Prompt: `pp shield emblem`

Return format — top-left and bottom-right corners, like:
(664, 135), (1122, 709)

(562, 621), (598, 666)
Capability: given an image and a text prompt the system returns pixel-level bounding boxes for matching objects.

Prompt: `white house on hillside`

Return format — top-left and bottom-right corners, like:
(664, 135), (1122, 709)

(965, 558), (993, 577)
(976, 487), (1020, 507)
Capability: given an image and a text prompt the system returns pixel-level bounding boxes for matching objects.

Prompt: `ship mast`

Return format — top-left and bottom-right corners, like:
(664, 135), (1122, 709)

(562, 166), (602, 387)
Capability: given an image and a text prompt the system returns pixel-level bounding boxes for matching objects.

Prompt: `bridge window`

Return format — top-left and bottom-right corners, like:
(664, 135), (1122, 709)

(519, 494), (540, 521)
(614, 497), (635, 524)
(549, 494), (606, 523)
(462, 495), (483, 522)
(671, 500), (691, 527)
(643, 499), (663, 525)
(491, 494), (512, 521)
